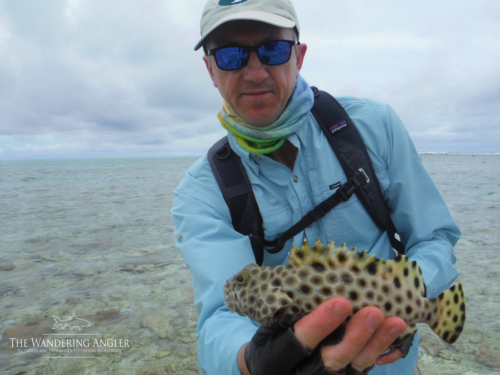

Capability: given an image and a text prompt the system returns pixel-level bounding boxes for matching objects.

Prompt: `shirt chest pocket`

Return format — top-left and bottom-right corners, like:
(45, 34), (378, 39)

(261, 206), (293, 241)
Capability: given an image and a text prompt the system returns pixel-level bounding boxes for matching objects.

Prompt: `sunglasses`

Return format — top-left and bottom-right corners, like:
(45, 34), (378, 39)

(208, 40), (300, 71)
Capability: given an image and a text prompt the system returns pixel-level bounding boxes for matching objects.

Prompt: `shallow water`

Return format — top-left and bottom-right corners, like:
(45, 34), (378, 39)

(0, 154), (499, 374)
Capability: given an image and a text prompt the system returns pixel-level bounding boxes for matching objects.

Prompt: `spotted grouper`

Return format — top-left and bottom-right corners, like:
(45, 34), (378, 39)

(224, 239), (466, 345)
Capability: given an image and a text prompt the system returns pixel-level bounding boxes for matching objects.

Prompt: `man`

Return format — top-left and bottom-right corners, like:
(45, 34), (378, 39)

(171, 0), (460, 374)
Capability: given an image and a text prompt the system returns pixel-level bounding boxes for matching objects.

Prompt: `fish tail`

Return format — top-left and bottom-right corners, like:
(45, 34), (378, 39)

(431, 282), (465, 344)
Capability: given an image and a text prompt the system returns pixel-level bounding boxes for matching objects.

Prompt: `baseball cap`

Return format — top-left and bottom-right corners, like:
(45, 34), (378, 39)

(194, 0), (300, 51)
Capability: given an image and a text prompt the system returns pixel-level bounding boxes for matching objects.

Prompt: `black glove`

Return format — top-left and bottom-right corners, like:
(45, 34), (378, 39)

(244, 325), (312, 375)
(244, 325), (375, 375)
(388, 332), (416, 358)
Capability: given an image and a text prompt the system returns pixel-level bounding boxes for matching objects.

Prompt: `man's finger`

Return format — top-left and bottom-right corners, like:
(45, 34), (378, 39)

(293, 297), (352, 350)
(320, 306), (385, 372)
(350, 317), (406, 371)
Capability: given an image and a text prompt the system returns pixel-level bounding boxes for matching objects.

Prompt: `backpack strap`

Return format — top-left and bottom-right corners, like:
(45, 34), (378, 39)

(208, 136), (265, 265)
(310, 87), (405, 254)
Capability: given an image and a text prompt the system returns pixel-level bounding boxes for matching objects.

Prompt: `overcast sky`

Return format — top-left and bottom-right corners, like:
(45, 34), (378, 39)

(1, 0), (499, 160)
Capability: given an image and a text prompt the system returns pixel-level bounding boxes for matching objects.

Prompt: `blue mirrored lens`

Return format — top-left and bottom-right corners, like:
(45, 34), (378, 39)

(258, 41), (291, 65)
(215, 47), (248, 70)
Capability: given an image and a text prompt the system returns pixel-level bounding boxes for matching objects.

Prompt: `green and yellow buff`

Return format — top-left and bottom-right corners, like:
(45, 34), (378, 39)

(217, 75), (314, 154)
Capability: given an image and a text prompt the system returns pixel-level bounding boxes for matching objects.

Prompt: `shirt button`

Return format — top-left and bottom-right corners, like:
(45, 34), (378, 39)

(255, 155), (262, 161)
(178, 235), (183, 242)
(293, 175), (299, 183)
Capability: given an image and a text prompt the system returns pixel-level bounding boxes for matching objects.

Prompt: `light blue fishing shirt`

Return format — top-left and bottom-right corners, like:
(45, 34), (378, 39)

(171, 95), (461, 375)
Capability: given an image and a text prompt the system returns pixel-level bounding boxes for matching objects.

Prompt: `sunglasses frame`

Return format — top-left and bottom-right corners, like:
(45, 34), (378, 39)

(208, 40), (300, 71)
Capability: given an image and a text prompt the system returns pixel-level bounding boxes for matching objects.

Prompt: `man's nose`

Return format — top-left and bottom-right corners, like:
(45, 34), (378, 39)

(244, 51), (268, 83)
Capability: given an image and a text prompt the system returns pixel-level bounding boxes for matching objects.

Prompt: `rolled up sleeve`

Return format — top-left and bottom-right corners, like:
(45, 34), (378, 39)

(171, 157), (259, 375)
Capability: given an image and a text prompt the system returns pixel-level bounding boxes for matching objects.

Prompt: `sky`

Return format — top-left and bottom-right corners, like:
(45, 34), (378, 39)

(0, 0), (499, 160)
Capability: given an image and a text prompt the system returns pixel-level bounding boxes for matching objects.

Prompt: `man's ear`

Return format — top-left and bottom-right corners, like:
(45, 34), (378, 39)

(203, 55), (218, 88)
(294, 43), (307, 77)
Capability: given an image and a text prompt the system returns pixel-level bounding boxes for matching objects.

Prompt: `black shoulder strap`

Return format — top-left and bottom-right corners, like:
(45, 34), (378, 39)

(208, 136), (265, 265)
(208, 89), (405, 265)
(310, 87), (405, 254)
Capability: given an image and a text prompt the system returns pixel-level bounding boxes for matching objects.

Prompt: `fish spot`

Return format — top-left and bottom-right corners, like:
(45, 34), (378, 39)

(298, 269), (310, 278)
(321, 286), (333, 296)
(404, 268), (409, 277)
(251, 268), (258, 275)
(372, 280), (379, 289)
(256, 298), (264, 308)
(312, 262), (326, 272)
(385, 302), (392, 312)
(366, 262), (378, 275)
(269, 272), (275, 279)
(453, 315), (458, 323)
(282, 271), (289, 278)
(249, 296), (256, 303)
(458, 284), (463, 292)
(414, 278), (420, 289)
(447, 310), (451, 316)
(365, 291), (375, 300)
(260, 284), (268, 292)
(357, 252), (364, 259)
(438, 293), (444, 300)
(349, 291), (359, 301)
(314, 295), (324, 305)
(327, 260), (336, 269)
(285, 265), (293, 269)
(407, 290), (413, 299)
(310, 276), (324, 285)
(443, 332), (450, 341)
(240, 290), (247, 298)
(382, 285), (391, 294)
(395, 295), (403, 304)
(394, 255), (402, 263)
(454, 294), (459, 304)
(286, 291), (295, 299)
(250, 280), (257, 288)
(299, 284), (313, 295)
(253, 288), (259, 295)
(456, 326), (463, 332)
(351, 265), (361, 274)
(338, 253), (347, 263)
(450, 334), (458, 343)
(427, 313), (432, 321)
(276, 266), (284, 274)
(395, 309), (402, 317)
(260, 271), (269, 280)
(421, 312), (426, 319)
(352, 307), (360, 315)
(265, 295), (276, 304)
(262, 307), (269, 315)
(356, 278), (367, 288)
(291, 306), (300, 314)
(305, 302), (313, 311)
(326, 273), (338, 283)
(285, 276), (298, 286)
(335, 285), (346, 295)
(416, 298), (422, 307)
(424, 301), (430, 309)
(450, 285), (456, 292)
(434, 307), (438, 313)
(280, 299), (288, 306)
(296, 250), (304, 259)
(406, 306), (412, 314)
(272, 278), (282, 287)
(412, 261), (417, 269)
(394, 277), (401, 289)
(461, 314), (465, 322)
(377, 295), (384, 303)
(341, 272), (353, 285)
(248, 307), (255, 316)
(432, 322), (438, 329)
(460, 303), (465, 312)
(257, 311), (262, 319)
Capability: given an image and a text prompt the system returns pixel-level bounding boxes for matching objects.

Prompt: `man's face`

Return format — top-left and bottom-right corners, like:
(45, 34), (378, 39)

(203, 21), (307, 127)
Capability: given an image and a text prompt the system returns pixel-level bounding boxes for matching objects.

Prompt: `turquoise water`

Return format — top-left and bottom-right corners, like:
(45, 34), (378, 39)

(0, 155), (499, 374)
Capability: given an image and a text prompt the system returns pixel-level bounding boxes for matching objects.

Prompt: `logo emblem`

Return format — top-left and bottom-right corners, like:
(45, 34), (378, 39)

(329, 120), (348, 134)
(219, 0), (248, 6)
(52, 312), (92, 331)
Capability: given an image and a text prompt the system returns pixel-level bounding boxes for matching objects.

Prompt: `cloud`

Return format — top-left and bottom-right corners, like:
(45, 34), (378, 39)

(0, 0), (499, 159)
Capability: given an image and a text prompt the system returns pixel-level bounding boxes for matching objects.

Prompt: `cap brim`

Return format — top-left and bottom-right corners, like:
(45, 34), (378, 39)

(194, 11), (296, 51)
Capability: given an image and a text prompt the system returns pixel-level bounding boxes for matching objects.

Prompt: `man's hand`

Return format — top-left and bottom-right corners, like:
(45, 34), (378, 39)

(294, 297), (407, 372)
(238, 297), (407, 375)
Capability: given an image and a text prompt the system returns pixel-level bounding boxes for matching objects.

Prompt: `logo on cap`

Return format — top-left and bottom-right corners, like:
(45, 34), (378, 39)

(219, 0), (248, 5)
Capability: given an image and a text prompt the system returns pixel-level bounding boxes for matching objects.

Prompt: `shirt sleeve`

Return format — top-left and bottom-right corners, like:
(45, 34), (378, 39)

(382, 104), (461, 298)
(171, 158), (259, 375)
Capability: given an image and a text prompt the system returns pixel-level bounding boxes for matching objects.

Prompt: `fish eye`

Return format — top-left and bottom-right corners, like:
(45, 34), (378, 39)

(236, 275), (244, 282)
(235, 271), (249, 285)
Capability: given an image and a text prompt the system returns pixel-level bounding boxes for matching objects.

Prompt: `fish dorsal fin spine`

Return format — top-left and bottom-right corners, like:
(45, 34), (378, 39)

(290, 239), (425, 297)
